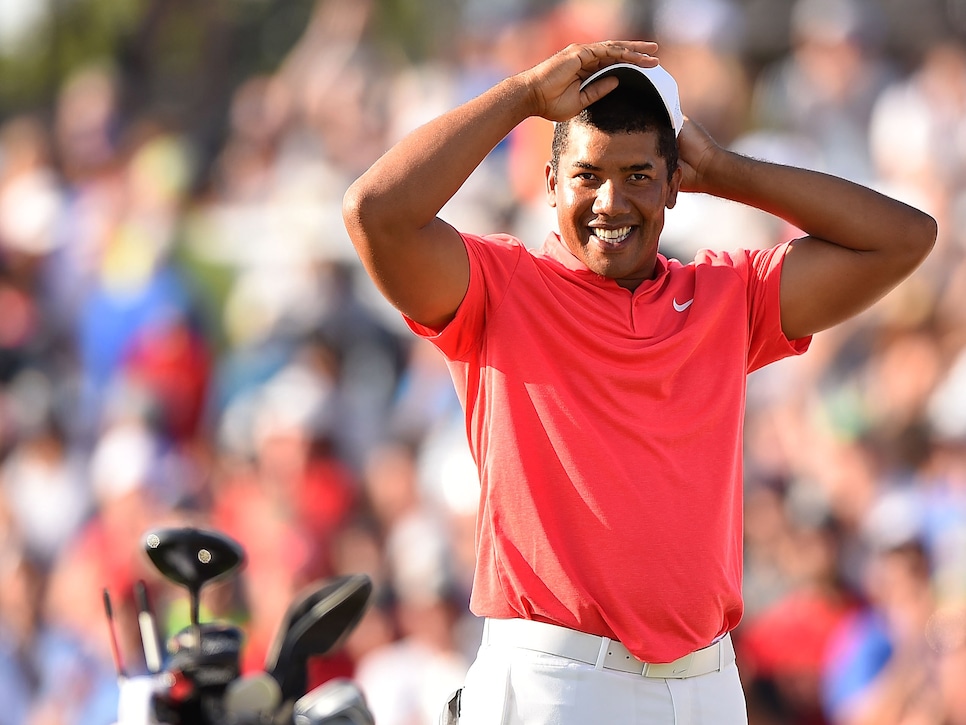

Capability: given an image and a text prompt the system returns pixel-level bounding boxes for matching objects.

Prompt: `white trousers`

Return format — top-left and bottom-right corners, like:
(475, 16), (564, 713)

(453, 632), (748, 725)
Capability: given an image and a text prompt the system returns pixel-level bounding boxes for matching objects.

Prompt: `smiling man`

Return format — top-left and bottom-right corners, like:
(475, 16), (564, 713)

(342, 40), (936, 725)
(547, 62), (682, 289)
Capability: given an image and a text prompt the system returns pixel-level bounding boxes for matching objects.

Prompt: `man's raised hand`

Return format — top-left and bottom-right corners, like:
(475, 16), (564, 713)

(519, 40), (660, 122)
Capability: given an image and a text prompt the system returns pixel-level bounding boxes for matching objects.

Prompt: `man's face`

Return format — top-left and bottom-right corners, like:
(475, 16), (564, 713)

(546, 122), (681, 290)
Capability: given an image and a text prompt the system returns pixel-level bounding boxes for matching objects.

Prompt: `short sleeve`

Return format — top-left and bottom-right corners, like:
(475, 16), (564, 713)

(745, 242), (811, 372)
(403, 233), (524, 361)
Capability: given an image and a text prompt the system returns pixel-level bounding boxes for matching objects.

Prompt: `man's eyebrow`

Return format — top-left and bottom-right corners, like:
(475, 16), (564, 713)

(570, 161), (657, 172)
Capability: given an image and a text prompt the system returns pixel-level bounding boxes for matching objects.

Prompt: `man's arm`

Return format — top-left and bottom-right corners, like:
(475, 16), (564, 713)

(342, 41), (659, 328)
(677, 123), (937, 341)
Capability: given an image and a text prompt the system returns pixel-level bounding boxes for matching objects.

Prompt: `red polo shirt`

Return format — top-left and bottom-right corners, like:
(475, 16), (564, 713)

(407, 231), (810, 663)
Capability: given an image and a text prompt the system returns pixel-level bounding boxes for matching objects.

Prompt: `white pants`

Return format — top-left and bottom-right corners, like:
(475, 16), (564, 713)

(453, 633), (748, 725)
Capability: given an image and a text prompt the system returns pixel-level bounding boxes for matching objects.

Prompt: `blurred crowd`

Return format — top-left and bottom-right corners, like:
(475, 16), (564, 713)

(1, 0), (966, 723)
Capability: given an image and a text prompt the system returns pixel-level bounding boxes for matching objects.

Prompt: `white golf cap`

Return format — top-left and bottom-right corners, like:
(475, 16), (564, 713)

(579, 62), (684, 136)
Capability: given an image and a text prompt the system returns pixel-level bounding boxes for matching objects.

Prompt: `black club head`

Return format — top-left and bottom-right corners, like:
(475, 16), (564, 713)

(144, 527), (245, 590)
(144, 527), (245, 630)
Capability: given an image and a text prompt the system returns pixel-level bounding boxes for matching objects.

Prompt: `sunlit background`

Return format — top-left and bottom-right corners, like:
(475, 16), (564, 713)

(1, 0), (966, 723)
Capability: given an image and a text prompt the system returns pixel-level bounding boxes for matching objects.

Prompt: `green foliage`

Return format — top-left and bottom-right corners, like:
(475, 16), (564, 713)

(0, 0), (142, 113)
(0, 0), (318, 119)
(371, 0), (462, 62)
(0, 0), (469, 122)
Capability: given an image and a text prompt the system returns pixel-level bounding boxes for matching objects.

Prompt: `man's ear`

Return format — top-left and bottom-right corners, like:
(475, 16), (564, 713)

(545, 161), (557, 208)
(666, 163), (683, 209)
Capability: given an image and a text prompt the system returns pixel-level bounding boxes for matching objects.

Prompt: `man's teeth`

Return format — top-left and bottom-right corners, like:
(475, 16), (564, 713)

(593, 227), (632, 242)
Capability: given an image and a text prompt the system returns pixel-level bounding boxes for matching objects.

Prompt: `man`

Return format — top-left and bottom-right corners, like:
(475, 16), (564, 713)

(342, 40), (936, 724)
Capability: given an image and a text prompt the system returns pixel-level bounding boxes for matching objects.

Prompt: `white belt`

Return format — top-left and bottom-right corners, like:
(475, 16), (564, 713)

(483, 618), (734, 679)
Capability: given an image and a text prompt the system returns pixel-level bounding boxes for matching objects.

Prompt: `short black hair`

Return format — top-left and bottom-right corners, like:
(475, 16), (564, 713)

(550, 85), (679, 181)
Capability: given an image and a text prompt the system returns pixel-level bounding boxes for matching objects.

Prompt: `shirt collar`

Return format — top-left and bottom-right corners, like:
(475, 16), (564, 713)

(536, 232), (670, 287)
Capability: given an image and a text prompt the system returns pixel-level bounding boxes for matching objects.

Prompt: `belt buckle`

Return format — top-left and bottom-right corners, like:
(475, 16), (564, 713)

(643, 651), (694, 678)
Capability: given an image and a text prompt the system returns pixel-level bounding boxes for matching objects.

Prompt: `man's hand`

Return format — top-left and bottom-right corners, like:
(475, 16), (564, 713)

(519, 41), (660, 122)
(676, 117), (723, 193)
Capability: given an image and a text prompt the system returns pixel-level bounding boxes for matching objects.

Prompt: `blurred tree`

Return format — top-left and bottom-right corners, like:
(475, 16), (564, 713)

(0, 0), (317, 134)
(0, 0), (536, 123)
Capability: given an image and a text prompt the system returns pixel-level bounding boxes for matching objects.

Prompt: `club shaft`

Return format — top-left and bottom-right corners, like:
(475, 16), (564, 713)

(102, 588), (126, 678)
(135, 580), (163, 673)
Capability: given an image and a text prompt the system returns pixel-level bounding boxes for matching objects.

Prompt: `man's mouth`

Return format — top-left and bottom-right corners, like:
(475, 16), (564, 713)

(591, 226), (633, 245)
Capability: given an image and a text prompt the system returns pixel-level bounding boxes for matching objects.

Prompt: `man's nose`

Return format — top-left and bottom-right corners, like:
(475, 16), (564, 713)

(593, 180), (629, 214)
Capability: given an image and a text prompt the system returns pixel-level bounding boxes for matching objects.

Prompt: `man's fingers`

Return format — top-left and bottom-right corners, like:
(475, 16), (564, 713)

(529, 40), (661, 121)
(573, 41), (660, 79)
(578, 75), (619, 106)
(600, 40), (659, 55)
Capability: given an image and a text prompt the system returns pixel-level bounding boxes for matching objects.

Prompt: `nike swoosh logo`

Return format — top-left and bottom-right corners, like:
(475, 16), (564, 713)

(672, 298), (694, 312)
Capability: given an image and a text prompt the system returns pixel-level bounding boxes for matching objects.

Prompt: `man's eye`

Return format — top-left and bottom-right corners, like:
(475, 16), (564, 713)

(576, 173), (596, 181)
(629, 173), (649, 182)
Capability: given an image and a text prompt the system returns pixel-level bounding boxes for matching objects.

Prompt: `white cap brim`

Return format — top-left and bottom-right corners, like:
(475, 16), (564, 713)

(579, 62), (683, 137)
